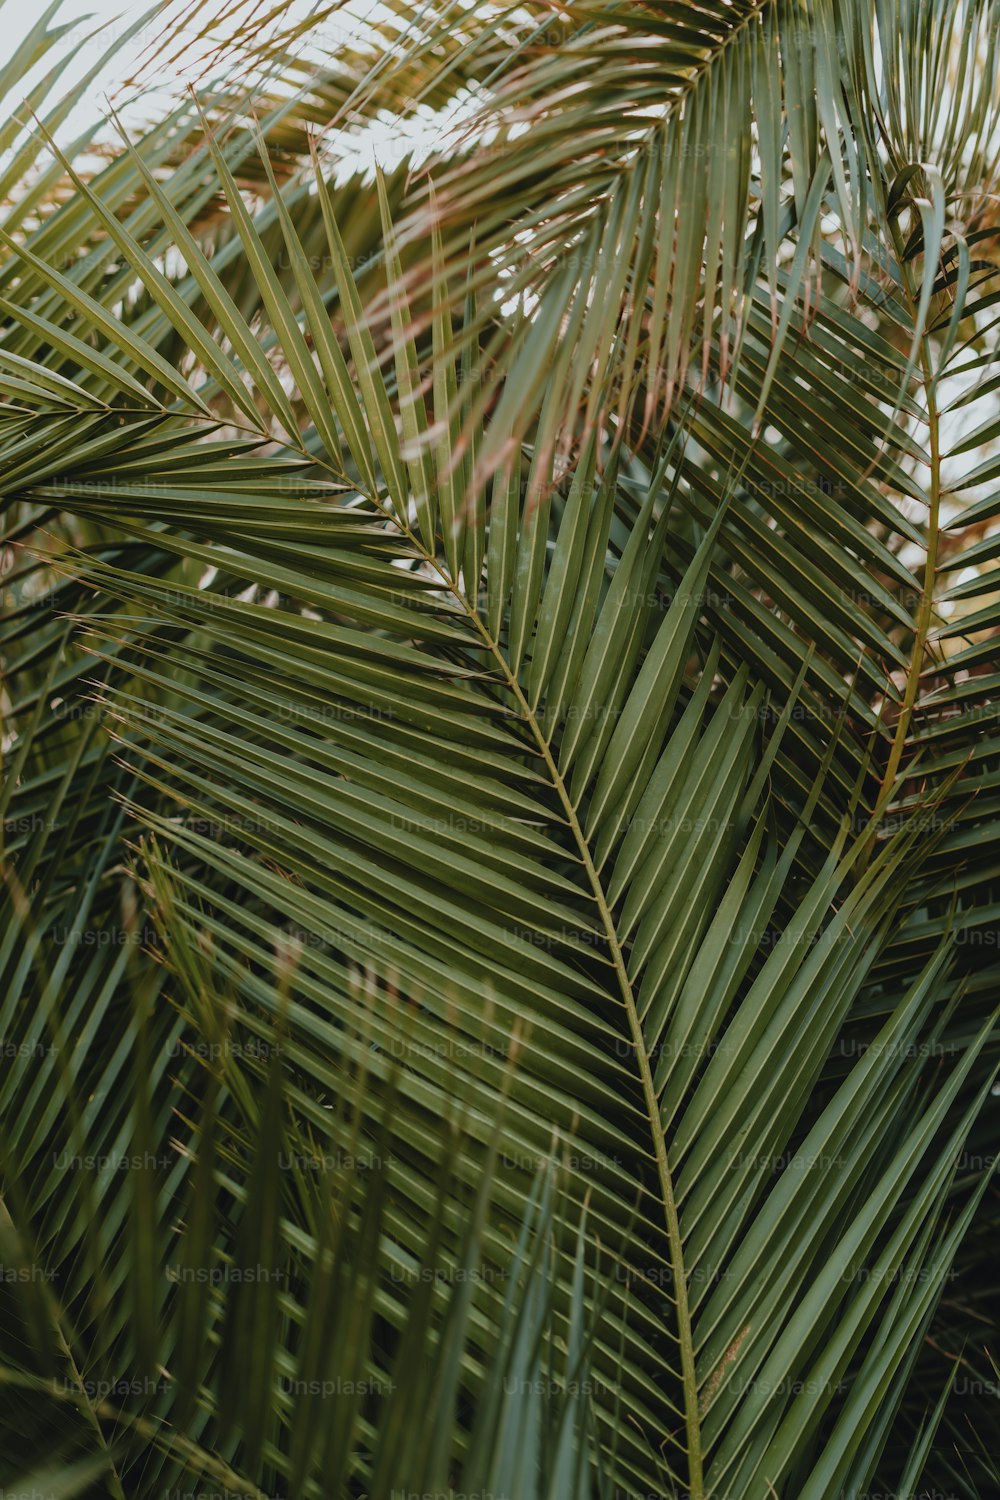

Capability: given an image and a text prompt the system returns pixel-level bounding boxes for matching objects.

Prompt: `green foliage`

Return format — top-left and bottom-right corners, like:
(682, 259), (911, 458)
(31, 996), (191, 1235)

(1, 2), (999, 1497)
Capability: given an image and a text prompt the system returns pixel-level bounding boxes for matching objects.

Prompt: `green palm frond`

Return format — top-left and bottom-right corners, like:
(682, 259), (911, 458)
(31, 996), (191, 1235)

(2, 3), (999, 1498)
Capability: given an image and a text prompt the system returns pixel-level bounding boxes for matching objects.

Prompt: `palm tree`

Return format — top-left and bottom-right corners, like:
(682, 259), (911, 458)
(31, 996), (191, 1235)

(1, 1), (998, 1496)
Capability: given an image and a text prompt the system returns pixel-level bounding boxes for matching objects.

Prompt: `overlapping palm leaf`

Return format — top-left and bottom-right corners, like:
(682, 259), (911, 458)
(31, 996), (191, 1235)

(2, 2), (1000, 1497)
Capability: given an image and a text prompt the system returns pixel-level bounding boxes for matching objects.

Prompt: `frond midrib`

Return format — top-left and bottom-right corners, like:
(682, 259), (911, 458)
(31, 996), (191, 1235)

(247, 379), (707, 1491)
(349, 486), (706, 1492)
(484, 632), (705, 1500)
